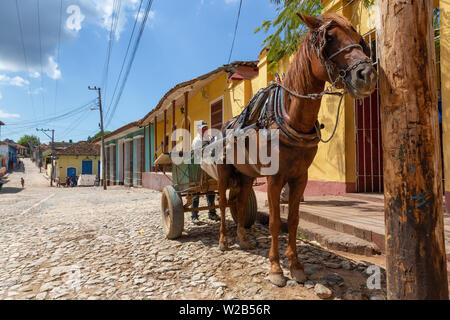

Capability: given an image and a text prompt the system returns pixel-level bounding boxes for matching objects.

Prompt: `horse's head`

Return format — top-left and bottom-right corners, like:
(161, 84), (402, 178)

(298, 13), (377, 99)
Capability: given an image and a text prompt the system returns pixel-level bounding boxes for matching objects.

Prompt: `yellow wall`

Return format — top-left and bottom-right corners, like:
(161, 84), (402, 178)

(54, 155), (100, 181)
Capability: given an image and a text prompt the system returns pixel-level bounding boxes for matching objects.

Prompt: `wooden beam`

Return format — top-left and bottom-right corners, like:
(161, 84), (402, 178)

(376, 0), (449, 300)
(172, 100), (176, 149)
(148, 125), (152, 172)
(164, 109), (167, 153)
(154, 116), (157, 171)
(184, 91), (189, 132)
(184, 91), (189, 152)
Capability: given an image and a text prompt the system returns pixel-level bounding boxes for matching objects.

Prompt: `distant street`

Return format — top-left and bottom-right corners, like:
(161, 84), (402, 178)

(0, 159), (385, 300)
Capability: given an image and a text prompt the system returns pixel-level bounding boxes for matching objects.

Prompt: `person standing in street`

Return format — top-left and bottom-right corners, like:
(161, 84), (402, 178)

(191, 120), (220, 224)
(20, 177), (24, 188)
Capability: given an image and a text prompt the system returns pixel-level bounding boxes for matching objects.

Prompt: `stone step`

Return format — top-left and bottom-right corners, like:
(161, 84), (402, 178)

(256, 211), (381, 256)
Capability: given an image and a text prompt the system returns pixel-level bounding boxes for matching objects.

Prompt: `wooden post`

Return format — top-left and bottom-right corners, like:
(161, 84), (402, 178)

(172, 100), (176, 149)
(148, 124), (152, 172)
(164, 109), (167, 153)
(154, 116), (157, 170)
(184, 92), (189, 132)
(184, 91), (189, 152)
(376, 0), (449, 299)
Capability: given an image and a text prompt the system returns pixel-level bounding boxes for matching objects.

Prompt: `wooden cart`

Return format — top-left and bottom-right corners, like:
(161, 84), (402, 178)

(158, 153), (257, 239)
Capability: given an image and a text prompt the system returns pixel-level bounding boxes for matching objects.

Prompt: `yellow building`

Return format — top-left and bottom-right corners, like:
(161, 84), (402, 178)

(46, 142), (100, 184)
(103, 0), (449, 212)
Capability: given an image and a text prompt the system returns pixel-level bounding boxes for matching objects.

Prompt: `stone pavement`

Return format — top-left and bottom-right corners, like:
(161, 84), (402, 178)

(255, 190), (450, 278)
(0, 159), (387, 300)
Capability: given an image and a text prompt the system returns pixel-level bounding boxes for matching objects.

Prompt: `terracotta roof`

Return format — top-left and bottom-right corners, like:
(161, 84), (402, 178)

(138, 60), (258, 126)
(55, 141), (100, 156)
(94, 60), (258, 142)
(0, 142), (27, 149)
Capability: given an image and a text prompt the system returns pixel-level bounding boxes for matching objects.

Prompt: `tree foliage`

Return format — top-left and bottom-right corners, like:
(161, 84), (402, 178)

(255, 0), (374, 71)
(18, 134), (40, 148)
(87, 131), (111, 142)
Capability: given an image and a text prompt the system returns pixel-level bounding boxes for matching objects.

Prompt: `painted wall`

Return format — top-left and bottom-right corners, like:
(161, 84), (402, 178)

(105, 128), (144, 183)
(54, 155), (100, 181)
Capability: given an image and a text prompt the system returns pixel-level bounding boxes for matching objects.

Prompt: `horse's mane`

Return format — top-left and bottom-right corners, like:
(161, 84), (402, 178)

(283, 13), (354, 97)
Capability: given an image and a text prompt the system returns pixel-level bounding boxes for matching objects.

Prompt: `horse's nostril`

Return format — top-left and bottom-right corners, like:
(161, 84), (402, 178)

(357, 69), (365, 81)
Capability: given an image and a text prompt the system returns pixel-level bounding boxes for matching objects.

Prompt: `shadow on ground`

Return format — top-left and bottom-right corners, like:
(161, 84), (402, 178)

(0, 187), (24, 194)
(174, 214), (386, 300)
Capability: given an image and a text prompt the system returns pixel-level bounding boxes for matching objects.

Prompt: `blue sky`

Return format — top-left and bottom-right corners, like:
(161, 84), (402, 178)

(0, 0), (278, 144)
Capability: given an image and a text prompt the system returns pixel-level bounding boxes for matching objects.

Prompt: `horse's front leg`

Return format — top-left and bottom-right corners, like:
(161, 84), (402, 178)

(286, 175), (308, 283)
(267, 176), (286, 287)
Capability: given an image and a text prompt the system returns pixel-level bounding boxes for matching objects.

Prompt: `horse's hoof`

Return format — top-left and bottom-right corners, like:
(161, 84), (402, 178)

(218, 242), (228, 251)
(239, 241), (253, 250)
(268, 273), (287, 287)
(290, 268), (307, 283)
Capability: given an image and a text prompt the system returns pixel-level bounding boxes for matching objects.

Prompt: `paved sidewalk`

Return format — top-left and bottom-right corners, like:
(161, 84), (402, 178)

(255, 191), (450, 277)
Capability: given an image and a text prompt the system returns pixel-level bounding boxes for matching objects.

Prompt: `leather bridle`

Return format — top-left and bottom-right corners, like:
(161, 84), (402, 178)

(310, 20), (372, 90)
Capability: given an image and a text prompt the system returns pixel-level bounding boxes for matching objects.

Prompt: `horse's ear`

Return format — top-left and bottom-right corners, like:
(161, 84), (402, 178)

(297, 13), (322, 29)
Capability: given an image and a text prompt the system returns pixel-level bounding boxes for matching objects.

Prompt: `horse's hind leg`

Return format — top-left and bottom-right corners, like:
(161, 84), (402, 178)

(267, 175), (286, 287)
(217, 164), (230, 251)
(286, 176), (307, 283)
(235, 177), (254, 250)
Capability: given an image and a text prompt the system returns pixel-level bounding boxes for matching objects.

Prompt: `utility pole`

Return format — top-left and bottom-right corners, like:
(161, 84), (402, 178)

(89, 86), (107, 190)
(376, 0), (449, 299)
(37, 128), (55, 187)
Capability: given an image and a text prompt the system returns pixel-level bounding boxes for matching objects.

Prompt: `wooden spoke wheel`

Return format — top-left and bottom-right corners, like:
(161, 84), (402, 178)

(161, 186), (184, 239)
(229, 188), (257, 229)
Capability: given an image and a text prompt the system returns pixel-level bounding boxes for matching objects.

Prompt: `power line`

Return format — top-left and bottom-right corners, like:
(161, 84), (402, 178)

(53, 0), (63, 114)
(106, 0), (145, 121)
(102, 0), (122, 105)
(227, 0), (243, 64)
(37, 0), (46, 117)
(60, 108), (92, 139)
(15, 0), (37, 119)
(4, 99), (96, 130)
(105, 0), (154, 128)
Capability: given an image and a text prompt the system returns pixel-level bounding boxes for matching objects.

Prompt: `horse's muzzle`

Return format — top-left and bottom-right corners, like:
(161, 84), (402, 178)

(347, 63), (377, 98)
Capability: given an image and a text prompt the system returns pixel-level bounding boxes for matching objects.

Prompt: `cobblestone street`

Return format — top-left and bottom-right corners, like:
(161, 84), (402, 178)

(0, 159), (386, 300)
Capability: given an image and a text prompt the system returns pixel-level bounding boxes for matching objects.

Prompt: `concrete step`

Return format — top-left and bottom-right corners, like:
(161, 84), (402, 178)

(256, 211), (381, 257)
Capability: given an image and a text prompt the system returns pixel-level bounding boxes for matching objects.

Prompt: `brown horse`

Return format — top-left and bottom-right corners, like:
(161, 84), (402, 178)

(216, 13), (377, 287)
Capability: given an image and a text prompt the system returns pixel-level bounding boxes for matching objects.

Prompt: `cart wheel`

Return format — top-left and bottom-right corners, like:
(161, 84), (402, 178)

(229, 188), (257, 228)
(161, 186), (184, 239)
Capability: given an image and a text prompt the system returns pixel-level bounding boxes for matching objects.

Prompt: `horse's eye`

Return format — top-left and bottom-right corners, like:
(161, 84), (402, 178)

(326, 34), (334, 42)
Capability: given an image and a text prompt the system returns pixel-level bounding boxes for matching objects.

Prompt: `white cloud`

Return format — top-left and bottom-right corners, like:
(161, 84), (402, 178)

(0, 0), (142, 78)
(29, 71), (40, 78)
(0, 109), (20, 119)
(0, 74), (29, 87)
(135, 10), (156, 24)
(46, 56), (61, 80)
(0, 91), (2, 100)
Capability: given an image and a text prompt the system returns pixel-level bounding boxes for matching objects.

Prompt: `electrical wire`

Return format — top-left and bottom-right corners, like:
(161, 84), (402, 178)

(105, 0), (144, 121)
(4, 99), (96, 129)
(227, 0), (243, 64)
(37, 0), (46, 117)
(15, 0), (37, 119)
(105, 0), (154, 128)
(102, 0), (122, 106)
(53, 0), (63, 114)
